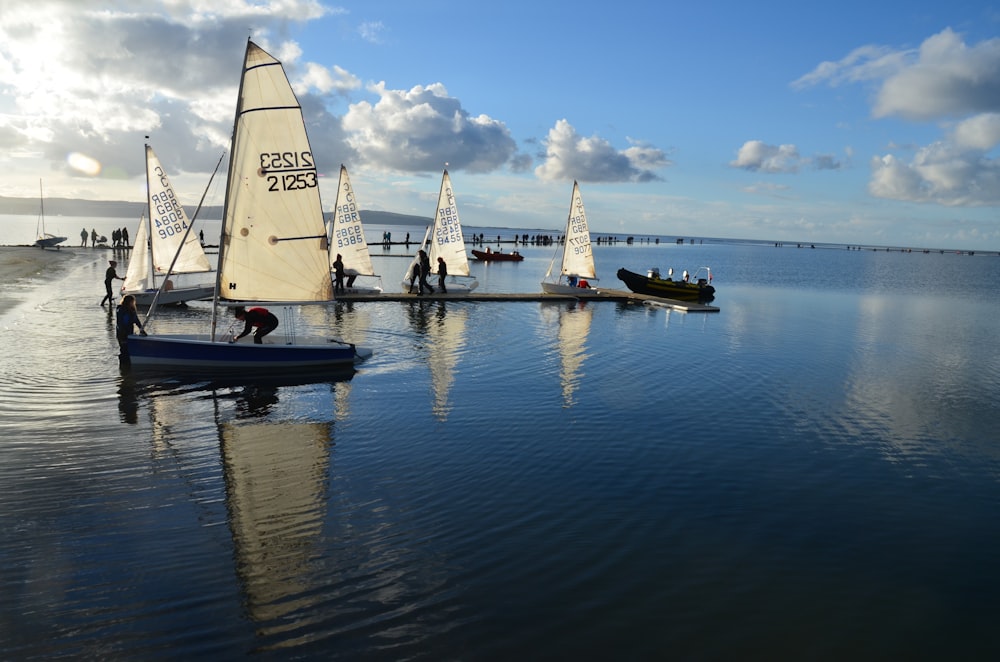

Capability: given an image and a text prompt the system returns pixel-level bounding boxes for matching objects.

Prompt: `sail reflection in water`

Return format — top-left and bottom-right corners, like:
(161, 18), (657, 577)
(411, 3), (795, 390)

(404, 301), (468, 420)
(540, 301), (593, 408)
(221, 419), (330, 642)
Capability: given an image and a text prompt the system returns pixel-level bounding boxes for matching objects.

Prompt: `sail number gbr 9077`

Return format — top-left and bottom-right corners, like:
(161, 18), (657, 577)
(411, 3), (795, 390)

(261, 151), (318, 192)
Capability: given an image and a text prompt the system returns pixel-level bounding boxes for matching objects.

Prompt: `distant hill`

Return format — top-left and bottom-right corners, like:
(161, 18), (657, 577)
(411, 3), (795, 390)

(0, 195), (431, 227)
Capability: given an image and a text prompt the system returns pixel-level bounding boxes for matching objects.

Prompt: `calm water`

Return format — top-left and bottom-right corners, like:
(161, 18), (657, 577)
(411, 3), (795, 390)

(2, 225), (1000, 660)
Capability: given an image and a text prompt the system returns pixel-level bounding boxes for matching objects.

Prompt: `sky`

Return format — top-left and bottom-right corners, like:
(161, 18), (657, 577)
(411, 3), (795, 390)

(2, 1), (1000, 250)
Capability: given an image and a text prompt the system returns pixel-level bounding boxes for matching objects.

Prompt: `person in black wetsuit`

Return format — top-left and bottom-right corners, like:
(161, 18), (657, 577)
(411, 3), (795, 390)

(115, 294), (146, 364)
(101, 260), (124, 307)
(437, 257), (447, 293)
(418, 250), (434, 295)
(232, 306), (279, 344)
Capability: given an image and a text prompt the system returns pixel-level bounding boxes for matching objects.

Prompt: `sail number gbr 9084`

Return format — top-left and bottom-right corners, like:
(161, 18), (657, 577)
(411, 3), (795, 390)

(261, 151), (318, 192)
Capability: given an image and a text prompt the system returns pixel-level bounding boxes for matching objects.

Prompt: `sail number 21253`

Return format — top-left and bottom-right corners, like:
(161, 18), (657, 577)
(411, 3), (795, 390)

(261, 151), (318, 192)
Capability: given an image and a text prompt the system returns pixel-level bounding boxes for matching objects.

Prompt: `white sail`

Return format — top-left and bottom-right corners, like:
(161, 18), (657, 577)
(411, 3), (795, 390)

(428, 170), (471, 277)
(122, 213), (152, 293)
(329, 165), (376, 277)
(559, 181), (596, 279)
(219, 42), (332, 303)
(145, 145), (212, 275)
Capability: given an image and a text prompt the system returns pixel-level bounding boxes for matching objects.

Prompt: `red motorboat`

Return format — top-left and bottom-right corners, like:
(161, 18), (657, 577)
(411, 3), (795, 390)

(471, 247), (524, 262)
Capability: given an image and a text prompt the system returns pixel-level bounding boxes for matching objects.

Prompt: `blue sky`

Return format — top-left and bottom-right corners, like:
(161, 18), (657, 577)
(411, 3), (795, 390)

(2, 1), (1000, 249)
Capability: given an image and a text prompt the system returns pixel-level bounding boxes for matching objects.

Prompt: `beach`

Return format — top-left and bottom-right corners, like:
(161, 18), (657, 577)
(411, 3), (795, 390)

(0, 246), (82, 313)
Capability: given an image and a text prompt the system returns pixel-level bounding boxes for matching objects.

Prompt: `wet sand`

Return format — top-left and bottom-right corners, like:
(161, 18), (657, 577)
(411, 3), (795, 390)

(0, 246), (81, 313)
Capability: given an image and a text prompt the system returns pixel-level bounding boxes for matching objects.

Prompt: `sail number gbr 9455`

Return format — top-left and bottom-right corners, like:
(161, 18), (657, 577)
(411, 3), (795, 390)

(261, 151), (317, 192)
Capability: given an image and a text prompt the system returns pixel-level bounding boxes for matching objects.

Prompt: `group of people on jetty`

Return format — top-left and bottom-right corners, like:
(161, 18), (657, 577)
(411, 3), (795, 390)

(405, 250), (447, 295)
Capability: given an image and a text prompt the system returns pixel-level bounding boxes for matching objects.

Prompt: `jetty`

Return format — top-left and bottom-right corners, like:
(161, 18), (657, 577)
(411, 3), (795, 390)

(335, 288), (719, 313)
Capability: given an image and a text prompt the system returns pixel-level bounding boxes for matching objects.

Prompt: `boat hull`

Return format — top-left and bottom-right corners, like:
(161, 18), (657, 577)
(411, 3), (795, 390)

(126, 284), (215, 307)
(399, 277), (479, 294)
(540, 281), (602, 297)
(616, 268), (715, 301)
(126, 333), (368, 371)
(471, 249), (523, 262)
(35, 236), (67, 249)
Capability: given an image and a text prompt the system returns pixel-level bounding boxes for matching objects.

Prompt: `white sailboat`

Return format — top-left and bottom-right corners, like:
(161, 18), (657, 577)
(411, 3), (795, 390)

(33, 180), (66, 249)
(121, 145), (215, 306)
(541, 181), (600, 296)
(127, 40), (370, 371)
(328, 165), (382, 294)
(400, 170), (478, 293)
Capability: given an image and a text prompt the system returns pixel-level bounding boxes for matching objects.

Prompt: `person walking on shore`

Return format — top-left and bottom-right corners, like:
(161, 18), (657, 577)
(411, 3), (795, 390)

(100, 260), (124, 307)
(80, 228), (88, 247)
(90, 228), (98, 248)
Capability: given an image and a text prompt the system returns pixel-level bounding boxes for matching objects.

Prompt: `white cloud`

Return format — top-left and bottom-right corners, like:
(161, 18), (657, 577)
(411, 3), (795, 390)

(534, 119), (669, 183)
(730, 141), (802, 173)
(952, 112), (1000, 151)
(341, 81), (516, 173)
(870, 142), (1000, 206)
(795, 28), (1000, 122)
(358, 21), (385, 44)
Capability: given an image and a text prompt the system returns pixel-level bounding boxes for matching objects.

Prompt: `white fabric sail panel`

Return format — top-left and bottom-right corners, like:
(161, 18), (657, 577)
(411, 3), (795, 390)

(122, 214), (152, 292)
(330, 166), (375, 276)
(428, 170), (471, 277)
(145, 146), (212, 275)
(560, 181), (596, 279)
(220, 41), (333, 302)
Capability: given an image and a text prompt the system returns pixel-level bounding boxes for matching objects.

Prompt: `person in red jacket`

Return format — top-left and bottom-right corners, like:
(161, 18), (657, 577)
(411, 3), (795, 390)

(232, 306), (279, 344)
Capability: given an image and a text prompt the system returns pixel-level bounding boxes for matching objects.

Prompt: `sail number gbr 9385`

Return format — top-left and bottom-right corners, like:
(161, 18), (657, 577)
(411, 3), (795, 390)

(260, 151), (318, 192)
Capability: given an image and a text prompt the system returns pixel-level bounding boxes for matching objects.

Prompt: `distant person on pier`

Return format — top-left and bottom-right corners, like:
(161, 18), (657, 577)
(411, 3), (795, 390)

(80, 228), (88, 247)
(418, 250), (434, 295)
(332, 253), (346, 295)
(437, 257), (447, 293)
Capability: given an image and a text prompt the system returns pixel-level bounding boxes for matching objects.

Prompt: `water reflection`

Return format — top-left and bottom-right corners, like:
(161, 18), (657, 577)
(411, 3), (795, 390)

(406, 300), (468, 420)
(220, 418), (331, 642)
(540, 301), (593, 408)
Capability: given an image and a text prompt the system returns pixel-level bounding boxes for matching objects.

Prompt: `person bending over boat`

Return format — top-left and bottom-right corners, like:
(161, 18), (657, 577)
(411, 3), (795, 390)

(232, 306), (279, 344)
(115, 294), (147, 363)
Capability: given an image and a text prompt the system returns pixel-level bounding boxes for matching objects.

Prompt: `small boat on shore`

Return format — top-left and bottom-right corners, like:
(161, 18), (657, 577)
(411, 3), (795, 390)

(34, 180), (66, 249)
(471, 247), (523, 262)
(616, 266), (715, 302)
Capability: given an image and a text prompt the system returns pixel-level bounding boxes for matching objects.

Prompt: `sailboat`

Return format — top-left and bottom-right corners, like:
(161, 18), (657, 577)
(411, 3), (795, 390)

(400, 170), (479, 293)
(328, 165), (382, 294)
(126, 40), (370, 371)
(120, 145), (215, 306)
(33, 180), (66, 249)
(540, 181), (600, 296)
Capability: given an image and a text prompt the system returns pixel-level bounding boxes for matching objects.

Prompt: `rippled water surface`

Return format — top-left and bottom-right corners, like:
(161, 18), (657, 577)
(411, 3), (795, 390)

(2, 237), (999, 660)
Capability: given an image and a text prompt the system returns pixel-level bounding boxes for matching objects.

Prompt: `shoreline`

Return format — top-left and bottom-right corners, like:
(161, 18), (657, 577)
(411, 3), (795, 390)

(0, 246), (84, 313)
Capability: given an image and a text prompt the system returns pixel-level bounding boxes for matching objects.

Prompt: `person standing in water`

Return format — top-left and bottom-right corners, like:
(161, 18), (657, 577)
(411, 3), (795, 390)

(100, 260), (124, 307)
(115, 294), (146, 364)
